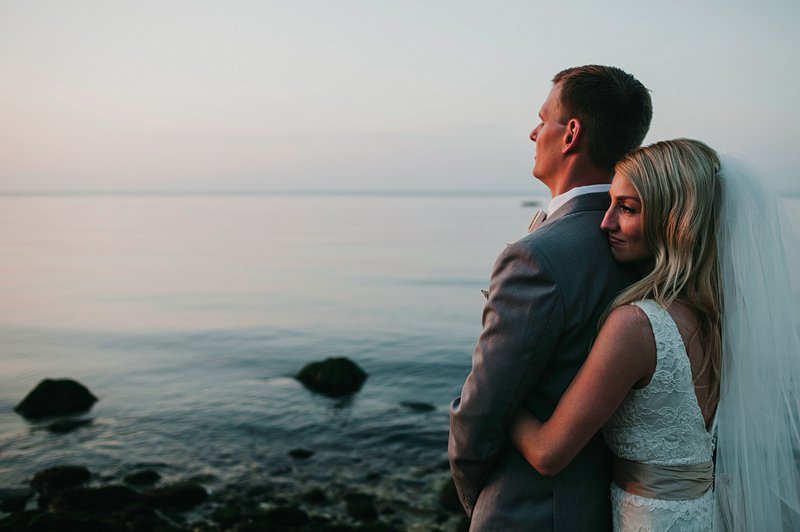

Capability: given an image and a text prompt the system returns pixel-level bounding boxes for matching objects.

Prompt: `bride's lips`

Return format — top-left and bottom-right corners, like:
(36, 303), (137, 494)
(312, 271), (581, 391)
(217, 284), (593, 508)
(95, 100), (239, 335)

(608, 235), (624, 246)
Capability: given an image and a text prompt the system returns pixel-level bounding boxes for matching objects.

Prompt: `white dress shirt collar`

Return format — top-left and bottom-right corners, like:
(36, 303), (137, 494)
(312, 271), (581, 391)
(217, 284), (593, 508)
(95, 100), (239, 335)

(546, 184), (611, 217)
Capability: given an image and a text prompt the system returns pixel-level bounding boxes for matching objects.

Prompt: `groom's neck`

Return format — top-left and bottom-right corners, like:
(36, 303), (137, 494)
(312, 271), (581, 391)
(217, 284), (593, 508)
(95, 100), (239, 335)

(547, 164), (613, 197)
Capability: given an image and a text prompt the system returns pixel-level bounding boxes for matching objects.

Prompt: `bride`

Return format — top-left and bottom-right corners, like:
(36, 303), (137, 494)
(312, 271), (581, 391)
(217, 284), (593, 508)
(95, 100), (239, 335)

(510, 139), (800, 530)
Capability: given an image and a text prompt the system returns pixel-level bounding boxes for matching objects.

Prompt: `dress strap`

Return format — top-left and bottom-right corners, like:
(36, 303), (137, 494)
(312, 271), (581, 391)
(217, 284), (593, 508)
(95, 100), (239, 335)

(630, 300), (687, 365)
(630, 300), (670, 370)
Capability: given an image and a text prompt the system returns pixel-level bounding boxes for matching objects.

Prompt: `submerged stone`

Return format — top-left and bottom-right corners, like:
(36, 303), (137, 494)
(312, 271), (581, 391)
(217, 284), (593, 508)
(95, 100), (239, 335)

(147, 483), (208, 509)
(301, 487), (328, 505)
(344, 492), (378, 522)
(2, 510), (127, 532)
(295, 357), (367, 397)
(15, 379), (98, 419)
(263, 505), (309, 527)
(123, 470), (161, 487)
(288, 448), (314, 459)
(50, 485), (144, 514)
(0, 489), (32, 514)
(30, 466), (91, 498)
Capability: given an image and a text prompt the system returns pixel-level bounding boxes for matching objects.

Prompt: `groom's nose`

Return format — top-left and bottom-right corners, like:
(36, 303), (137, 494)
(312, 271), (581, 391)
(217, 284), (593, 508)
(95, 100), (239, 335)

(530, 125), (541, 142)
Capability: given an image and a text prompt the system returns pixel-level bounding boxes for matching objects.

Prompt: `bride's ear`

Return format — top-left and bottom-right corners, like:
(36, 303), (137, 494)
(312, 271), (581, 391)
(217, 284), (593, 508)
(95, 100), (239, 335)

(562, 118), (582, 154)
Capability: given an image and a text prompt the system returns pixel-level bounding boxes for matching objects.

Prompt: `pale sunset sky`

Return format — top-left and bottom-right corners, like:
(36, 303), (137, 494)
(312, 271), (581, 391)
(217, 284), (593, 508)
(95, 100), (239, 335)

(1, 0), (798, 194)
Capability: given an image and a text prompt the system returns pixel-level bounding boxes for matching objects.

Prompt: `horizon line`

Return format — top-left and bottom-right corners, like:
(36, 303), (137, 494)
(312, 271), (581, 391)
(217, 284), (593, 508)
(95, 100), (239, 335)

(0, 188), (543, 198)
(2, 188), (798, 198)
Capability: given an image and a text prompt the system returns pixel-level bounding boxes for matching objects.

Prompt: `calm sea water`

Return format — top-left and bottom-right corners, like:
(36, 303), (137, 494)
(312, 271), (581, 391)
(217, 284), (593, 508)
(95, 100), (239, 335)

(1, 192), (798, 523)
(0, 192), (544, 518)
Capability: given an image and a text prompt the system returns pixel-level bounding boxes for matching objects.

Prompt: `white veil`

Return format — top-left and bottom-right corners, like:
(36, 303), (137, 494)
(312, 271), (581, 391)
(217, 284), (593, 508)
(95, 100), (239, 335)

(714, 156), (800, 530)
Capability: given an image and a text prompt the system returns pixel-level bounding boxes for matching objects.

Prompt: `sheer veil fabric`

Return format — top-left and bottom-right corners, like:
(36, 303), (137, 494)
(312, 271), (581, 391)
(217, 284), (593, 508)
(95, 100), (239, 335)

(714, 156), (800, 530)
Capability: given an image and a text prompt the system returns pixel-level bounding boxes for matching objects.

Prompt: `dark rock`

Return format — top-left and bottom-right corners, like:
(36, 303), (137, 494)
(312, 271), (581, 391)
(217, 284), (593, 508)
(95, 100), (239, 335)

(15, 379), (98, 419)
(438, 477), (464, 514)
(350, 523), (397, 531)
(301, 516), (343, 531)
(29, 510), (128, 532)
(288, 448), (314, 459)
(46, 418), (93, 434)
(235, 522), (271, 532)
(0, 496), (29, 514)
(344, 492), (378, 522)
(123, 469), (161, 486)
(119, 503), (173, 530)
(211, 504), (241, 526)
(147, 482), (208, 509)
(0, 489), (33, 513)
(308, 525), (355, 532)
(301, 487), (327, 505)
(263, 505), (309, 527)
(365, 472), (382, 481)
(235, 521), (282, 532)
(0, 510), (41, 532)
(400, 401), (436, 413)
(30, 466), (91, 498)
(296, 358), (367, 397)
(50, 485), (145, 514)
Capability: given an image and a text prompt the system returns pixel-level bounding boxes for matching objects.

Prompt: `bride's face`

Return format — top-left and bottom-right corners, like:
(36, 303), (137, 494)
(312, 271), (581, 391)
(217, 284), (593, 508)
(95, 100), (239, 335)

(601, 175), (651, 263)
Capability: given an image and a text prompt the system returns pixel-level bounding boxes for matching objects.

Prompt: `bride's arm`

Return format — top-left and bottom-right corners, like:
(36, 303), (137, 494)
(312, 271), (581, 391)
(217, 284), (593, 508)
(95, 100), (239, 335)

(510, 304), (656, 476)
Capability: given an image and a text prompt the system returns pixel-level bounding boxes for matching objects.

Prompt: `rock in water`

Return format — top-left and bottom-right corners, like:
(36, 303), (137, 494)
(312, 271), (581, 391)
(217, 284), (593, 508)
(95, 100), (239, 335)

(14, 379), (98, 419)
(288, 448), (314, 459)
(123, 470), (161, 487)
(50, 485), (144, 514)
(146, 483), (208, 509)
(0, 489), (33, 513)
(30, 466), (91, 498)
(344, 492), (378, 522)
(263, 506), (309, 527)
(295, 357), (367, 397)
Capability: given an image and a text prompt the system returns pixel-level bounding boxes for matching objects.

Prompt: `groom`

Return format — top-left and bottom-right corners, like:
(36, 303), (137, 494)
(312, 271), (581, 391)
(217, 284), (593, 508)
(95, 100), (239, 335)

(449, 65), (652, 531)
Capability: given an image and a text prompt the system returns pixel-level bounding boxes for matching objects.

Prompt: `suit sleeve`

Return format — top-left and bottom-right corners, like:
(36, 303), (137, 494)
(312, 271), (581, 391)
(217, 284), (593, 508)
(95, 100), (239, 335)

(448, 241), (564, 515)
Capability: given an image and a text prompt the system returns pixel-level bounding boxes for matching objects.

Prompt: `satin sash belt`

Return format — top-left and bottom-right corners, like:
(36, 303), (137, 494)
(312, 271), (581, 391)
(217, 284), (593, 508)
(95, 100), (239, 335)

(614, 456), (713, 500)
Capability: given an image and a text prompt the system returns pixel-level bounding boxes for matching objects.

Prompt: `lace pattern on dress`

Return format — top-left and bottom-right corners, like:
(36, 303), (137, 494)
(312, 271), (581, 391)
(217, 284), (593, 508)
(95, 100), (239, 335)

(603, 300), (713, 466)
(603, 300), (715, 532)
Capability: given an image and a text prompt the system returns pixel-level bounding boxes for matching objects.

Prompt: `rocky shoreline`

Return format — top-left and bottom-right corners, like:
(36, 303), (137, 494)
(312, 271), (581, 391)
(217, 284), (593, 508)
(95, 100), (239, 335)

(0, 461), (469, 531)
(3, 367), (470, 531)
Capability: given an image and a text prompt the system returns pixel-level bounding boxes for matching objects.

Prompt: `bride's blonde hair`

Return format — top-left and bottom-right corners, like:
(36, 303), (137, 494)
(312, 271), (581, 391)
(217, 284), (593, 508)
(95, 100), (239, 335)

(607, 138), (722, 405)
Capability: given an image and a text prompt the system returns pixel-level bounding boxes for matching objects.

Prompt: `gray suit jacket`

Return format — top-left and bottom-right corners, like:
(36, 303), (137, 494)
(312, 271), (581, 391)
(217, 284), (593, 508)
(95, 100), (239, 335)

(449, 192), (638, 531)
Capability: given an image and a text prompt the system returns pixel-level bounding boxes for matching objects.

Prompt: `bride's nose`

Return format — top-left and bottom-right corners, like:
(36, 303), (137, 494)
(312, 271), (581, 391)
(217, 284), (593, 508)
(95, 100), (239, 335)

(600, 208), (617, 231)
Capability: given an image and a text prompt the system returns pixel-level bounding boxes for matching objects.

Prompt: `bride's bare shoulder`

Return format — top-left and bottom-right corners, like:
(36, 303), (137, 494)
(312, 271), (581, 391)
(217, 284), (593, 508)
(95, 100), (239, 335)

(601, 304), (653, 341)
(594, 305), (657, 382)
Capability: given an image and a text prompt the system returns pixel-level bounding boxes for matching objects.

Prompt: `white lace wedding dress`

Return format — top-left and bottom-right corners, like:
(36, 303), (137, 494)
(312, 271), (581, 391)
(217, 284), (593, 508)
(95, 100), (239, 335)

(603, 300), (715, 531)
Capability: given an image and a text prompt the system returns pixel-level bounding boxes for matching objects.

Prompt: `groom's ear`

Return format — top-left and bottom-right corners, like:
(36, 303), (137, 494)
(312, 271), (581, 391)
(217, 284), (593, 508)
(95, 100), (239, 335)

(562, 118), (582, 154)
